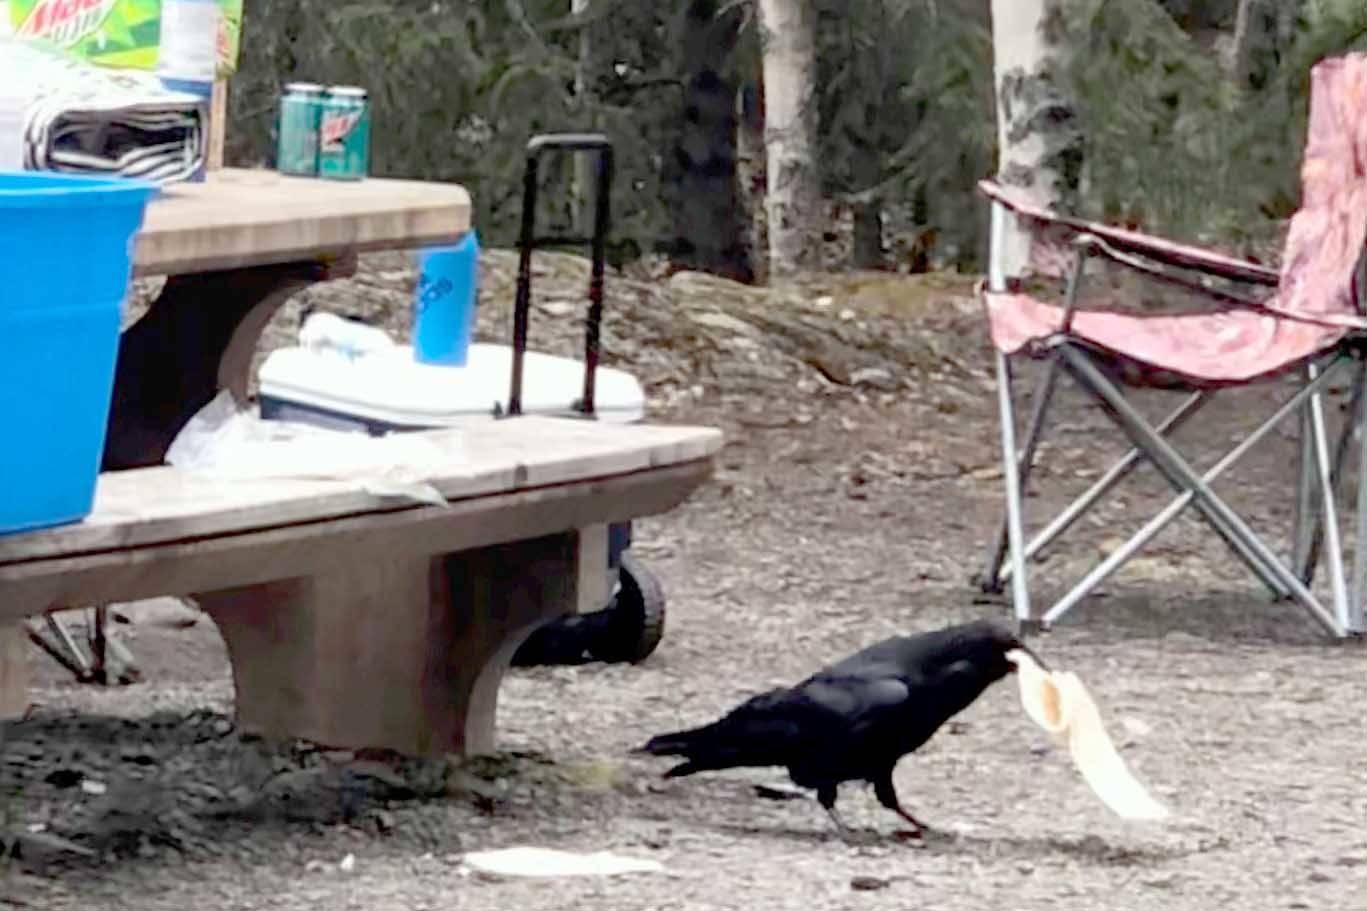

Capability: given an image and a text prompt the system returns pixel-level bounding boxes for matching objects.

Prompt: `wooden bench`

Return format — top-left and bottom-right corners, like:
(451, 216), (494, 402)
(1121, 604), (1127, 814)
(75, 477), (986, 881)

(0, 169), (723, 756)
(1, 418), (718, 755)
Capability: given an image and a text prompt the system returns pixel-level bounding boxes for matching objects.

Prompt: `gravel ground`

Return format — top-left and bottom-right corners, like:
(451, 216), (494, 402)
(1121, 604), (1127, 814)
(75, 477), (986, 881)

(5, 254), (1367, 910)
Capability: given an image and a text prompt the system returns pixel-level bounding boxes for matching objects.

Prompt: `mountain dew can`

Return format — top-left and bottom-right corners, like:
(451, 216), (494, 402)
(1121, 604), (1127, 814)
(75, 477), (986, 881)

(276, 82), (323, 176)
(318, 86), (371, 181)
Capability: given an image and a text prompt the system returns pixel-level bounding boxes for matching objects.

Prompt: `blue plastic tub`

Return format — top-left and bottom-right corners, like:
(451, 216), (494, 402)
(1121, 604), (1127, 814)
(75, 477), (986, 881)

(0, 171), (157, 535)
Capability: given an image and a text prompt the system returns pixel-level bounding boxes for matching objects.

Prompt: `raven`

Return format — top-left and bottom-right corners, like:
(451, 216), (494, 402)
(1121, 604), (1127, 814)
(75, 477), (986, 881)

(635, 619), (1046, 840)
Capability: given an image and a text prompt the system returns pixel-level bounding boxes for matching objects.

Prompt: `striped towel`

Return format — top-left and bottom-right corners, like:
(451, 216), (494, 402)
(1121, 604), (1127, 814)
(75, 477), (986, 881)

(1, 38), (206, 183)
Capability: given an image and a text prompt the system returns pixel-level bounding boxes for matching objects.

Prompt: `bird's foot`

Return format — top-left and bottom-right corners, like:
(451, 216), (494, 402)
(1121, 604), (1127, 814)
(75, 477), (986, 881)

(892, 828), (928, 847)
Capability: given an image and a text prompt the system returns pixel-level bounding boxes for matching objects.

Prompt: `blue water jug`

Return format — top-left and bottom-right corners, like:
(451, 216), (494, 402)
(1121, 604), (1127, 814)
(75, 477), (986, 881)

(413, 231), (480, 366)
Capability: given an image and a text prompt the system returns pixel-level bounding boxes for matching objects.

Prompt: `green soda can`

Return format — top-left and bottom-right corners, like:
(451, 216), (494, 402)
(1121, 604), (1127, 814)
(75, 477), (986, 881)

(318, 86), (371, 181)
(276, 82), (324, 177)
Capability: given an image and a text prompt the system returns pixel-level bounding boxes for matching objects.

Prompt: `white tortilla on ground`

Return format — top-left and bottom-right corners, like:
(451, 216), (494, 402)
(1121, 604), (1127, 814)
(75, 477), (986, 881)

(462, 846), (665, 877)
(1009, 650), (1170, 821)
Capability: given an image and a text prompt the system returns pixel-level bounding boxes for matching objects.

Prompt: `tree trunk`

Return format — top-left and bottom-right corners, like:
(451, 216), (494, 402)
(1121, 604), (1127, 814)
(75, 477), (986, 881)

(989, 0), (1082, 282)
(737, 70), (769, 284)
(572, 0), (593, 234)
(758, 0), (822, 281)
(669, 0), (753, 283)
(851, 201), (883, 269)
(1228, 0), (1299, 91)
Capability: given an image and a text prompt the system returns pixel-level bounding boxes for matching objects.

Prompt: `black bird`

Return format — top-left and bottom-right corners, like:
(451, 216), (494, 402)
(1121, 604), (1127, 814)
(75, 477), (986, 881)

(634, 619), (1047, 841)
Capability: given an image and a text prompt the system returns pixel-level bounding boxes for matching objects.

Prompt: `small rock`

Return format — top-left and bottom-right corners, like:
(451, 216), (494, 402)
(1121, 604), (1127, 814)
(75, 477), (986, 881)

(849, 367), (895, 390)
(80, 779), (107, 796)
(540, 301), (576, 317)
(850, 876), (890, 892)
(368, 809), (396, 835)
(44, 769), (83, 789)
(691, 311), (758, 336)
(339, 853), (356, 873)
(1121, 717), (1153, 737)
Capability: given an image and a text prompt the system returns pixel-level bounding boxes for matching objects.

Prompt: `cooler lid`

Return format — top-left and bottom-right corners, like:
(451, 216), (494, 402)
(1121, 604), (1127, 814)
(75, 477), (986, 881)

(258, 342), (646, 426)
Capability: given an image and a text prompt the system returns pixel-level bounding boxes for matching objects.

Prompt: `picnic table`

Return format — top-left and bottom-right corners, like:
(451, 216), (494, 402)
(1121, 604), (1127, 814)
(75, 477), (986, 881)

(0, 168), (722, 756)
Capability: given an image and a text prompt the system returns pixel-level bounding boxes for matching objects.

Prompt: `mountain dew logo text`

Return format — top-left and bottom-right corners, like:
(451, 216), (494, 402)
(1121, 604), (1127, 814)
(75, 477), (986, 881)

(320, 110), (363, 151)
(16, 0), (117, 46)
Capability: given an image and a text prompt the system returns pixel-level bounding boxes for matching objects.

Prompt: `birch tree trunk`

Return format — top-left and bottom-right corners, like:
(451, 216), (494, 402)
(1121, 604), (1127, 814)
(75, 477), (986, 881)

(989, 0), (1081, 283)
(571, 0), (594, 234)
(758, 0), (822, 281)
(1228, 0), (1300, 90)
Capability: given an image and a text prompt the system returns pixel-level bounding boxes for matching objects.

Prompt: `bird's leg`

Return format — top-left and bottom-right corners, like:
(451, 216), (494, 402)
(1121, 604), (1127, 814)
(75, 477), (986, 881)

(873, 774), (928, 839)
(818, 785), (875, 845)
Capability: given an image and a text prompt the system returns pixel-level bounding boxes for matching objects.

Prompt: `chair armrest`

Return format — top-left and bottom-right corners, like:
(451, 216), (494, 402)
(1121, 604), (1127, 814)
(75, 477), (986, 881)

(978, 180), (1281, 287)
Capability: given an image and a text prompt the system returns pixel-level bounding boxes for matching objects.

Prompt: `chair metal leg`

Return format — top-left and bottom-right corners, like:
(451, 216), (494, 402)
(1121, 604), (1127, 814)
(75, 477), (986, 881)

(981, 357), (1061, 592)
(1299, 362), (1362, 586)
(1307, 363), (1351, 630)
(1040, 355), (1350, 627)
(1292, 402), (1318, 580)
(997, 390), (1208, 585)
(1056, 351), (1294, 600)
(994, 350), (1033, 630)
(1352, 359), (1367, 633)
(1056, 344), (1347, 636)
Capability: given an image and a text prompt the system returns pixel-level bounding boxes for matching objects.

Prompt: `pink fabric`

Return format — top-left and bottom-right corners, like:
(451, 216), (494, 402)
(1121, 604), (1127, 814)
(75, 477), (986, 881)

(984, 53), (1367, 384)
(980, 180), (1281, 285)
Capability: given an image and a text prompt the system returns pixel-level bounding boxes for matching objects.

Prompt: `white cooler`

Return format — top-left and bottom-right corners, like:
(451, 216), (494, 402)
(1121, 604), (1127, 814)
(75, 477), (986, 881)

(257, 339), (652, 624)
(258, 341), (646, 431)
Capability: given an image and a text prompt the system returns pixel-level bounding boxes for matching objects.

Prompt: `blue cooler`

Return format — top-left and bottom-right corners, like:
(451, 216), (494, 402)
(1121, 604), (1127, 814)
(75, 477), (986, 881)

(0, 172), (156, 534)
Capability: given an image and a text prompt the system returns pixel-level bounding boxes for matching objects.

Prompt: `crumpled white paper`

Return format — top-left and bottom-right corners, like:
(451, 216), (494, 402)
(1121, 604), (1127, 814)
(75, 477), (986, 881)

(461, 846), (665, 878)
(165, 390), (456, 508)
(1010, 649), (1170, 821)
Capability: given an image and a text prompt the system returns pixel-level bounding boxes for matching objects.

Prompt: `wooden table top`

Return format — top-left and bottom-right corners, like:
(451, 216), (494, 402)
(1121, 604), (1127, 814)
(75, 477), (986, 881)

(132, 168), (473, 278)
(0, 417), (722, 564)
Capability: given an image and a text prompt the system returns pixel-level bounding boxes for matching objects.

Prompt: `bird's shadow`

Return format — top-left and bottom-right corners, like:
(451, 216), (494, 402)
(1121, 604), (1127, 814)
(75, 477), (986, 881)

(713, 821), (1191, 866)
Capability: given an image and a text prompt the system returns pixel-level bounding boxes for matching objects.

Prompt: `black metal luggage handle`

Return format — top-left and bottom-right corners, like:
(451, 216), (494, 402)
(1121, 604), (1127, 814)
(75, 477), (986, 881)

(507, 133), (615, 419)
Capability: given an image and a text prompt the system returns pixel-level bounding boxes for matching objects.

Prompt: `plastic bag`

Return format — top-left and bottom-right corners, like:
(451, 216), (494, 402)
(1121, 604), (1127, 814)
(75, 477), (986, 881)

(165, 390), (457, 508)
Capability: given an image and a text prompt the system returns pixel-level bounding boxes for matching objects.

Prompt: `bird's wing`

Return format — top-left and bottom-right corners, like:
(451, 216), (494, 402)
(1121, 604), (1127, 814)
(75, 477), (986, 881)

(792, 672), (916, 740)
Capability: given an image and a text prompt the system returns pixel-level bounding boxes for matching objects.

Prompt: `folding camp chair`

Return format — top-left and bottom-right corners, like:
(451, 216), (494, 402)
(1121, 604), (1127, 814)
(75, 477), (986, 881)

(975, 52), (1367, 639)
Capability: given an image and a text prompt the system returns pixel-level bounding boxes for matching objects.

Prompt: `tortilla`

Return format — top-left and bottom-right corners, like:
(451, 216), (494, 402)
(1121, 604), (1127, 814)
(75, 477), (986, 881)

(1009, 649), (1170, 821)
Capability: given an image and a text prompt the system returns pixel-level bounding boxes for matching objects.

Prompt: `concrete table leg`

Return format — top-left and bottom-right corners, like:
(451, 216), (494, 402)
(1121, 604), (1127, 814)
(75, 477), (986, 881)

(0, 622), (30, 720)
(102, 256), (355, 471)
(196, 532), (579, 757)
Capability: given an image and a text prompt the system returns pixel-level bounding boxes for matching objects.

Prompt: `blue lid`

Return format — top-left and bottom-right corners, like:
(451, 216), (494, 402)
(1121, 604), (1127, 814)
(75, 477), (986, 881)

(0, 171), (159, 208)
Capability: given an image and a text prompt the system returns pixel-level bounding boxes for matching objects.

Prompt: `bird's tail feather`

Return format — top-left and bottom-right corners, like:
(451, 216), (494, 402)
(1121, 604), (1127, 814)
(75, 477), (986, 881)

(635, 708), (796, 776)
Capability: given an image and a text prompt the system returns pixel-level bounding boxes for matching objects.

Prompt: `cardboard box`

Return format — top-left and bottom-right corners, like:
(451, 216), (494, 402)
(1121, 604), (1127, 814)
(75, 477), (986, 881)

(8, 0), (243, 75)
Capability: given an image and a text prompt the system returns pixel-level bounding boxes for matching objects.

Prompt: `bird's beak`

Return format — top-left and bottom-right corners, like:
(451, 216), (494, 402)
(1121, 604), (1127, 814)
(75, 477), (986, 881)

(1006, 642), (1050, 673)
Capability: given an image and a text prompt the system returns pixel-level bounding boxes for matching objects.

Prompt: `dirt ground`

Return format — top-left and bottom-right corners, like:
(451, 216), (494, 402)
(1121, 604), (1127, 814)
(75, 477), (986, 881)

(5, 254), (1367, 910)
